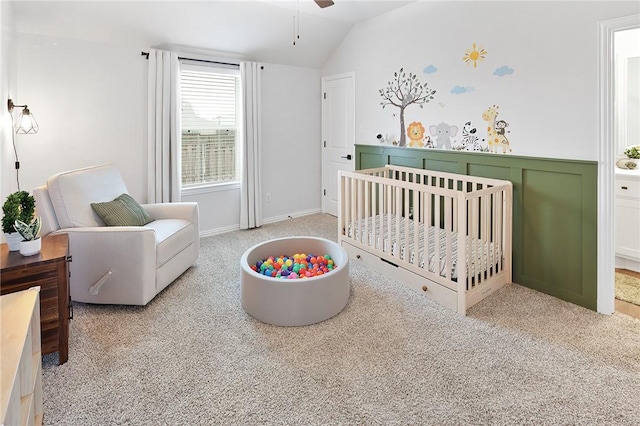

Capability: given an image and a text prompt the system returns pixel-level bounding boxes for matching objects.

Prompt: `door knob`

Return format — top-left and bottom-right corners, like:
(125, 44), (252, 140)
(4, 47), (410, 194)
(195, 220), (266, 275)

(341, 154), (352, 160)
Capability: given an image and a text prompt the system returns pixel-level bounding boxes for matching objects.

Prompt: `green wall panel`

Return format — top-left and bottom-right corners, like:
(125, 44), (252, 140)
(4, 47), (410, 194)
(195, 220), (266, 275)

(389, 155), (422, 169)
(360, 153), (384, 170)
(521, 170), (582, 295)
(467, 164), (511, 181)
(425, 159), (458, 174)
(355, 144), (598, 311)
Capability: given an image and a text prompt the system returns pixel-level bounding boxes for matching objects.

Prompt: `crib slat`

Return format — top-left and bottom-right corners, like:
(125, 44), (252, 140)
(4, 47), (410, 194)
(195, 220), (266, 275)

(477, 195), (484, 285)
(470, 196), (479, 287)
(413, 190), (419, 265)
(395, 186), (401, 260)
(349, 175), (358, 240)
(484, 194), (496, 279)
(364, 180), (370, 244)
(434, 194), (441, 276)
(376, 184), (386, 250)
(454, 192), (467, 310)
(444, 196), (452, 281)
(360, 180), (365, 241)
(465, 199), (471, 290)
(489, 192), (496, 277)
(497, 190), (504, 272)
(479, 195), (485, 285)
(342, 176), (348, 238)
(387, 184), (393, 255)
(404, 187), (410, 262)
(423, 191), (429, 271)
(371, 180), (377, 249)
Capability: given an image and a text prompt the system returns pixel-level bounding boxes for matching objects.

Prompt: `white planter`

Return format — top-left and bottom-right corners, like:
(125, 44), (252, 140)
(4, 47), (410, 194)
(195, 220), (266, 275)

(19, 238), (41, 257)
(4, 232), (23, 251)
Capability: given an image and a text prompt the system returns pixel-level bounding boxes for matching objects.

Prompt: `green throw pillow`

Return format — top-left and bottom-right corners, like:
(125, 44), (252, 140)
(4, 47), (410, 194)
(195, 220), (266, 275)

(91, 193), (153, 226)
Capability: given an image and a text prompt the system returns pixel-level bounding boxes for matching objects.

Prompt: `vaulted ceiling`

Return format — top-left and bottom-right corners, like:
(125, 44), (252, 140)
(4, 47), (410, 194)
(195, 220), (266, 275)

(11, 0), (415, 68)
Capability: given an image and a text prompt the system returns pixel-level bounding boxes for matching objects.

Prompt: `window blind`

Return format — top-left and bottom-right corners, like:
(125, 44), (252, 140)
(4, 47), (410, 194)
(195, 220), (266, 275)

(180, 61), (241, 188)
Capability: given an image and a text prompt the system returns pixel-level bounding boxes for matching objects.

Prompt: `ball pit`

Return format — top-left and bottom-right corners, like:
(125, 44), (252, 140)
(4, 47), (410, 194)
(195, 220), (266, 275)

(250, 253), (337, 280)
(240, 237), (350, 326)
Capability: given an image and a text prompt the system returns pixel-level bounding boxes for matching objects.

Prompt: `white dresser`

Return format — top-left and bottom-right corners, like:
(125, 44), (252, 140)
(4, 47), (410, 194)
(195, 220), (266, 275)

(0, 287), (43, 425)
(615, 169), (640, 272)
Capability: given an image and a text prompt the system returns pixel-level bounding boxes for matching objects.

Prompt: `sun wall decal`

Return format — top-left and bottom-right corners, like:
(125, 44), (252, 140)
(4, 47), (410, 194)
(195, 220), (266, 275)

(463, 43), (487, 68)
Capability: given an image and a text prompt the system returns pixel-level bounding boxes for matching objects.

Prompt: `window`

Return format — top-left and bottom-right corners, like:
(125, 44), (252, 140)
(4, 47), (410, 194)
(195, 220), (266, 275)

(179, 60), (241, 190)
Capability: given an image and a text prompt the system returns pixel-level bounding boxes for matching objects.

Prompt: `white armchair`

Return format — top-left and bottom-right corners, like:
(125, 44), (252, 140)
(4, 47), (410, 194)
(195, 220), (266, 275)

(33, 164), (199, 305)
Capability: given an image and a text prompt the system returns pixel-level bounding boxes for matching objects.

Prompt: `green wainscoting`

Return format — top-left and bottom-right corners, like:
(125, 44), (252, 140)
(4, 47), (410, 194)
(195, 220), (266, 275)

(355, 144), (598, 311)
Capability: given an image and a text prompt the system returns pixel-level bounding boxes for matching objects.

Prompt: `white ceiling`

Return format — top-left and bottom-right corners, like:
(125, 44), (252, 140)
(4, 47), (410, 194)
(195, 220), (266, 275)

(11, 0), (415, 68)
(257, 0), (416, 24)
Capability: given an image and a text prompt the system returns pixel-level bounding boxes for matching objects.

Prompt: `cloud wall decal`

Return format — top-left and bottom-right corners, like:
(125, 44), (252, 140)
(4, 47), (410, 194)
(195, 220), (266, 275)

(494, 66), (514, 77)
(423, 65), (437, 74)
(450, 85), (475, 95)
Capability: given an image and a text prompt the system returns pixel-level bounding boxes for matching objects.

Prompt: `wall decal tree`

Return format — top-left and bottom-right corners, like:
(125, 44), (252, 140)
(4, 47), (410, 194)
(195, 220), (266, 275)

(379, 68), (436, 147)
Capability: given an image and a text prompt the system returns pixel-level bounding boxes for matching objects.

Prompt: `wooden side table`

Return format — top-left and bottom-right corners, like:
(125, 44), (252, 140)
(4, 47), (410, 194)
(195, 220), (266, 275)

(1, 233), (71, 365)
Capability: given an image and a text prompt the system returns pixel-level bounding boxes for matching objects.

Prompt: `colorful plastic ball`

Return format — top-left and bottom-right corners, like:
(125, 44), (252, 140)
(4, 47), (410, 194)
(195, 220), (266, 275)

(251, 252), (337, 279)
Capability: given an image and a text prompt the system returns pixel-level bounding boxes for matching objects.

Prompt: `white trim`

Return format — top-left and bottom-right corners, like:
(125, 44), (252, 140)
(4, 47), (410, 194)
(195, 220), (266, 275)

(597, 14), (640, 315)
(198, 208), (322, 238)
(199, 224), (241, 238)
(182, 182), (240, 196)
(262, 208), (322, 225)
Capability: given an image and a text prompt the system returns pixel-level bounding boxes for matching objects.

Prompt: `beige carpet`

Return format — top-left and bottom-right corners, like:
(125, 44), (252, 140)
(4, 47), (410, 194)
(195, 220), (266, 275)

(41, 214), (640, 425)
(616, 272), (640, 306)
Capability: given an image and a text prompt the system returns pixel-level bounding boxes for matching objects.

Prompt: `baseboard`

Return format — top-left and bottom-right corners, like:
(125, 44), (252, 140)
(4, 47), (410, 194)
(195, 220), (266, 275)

(262, 208), (323, 225)
(615, 256), (640, 273)
(199, 208), (324, 238)
(200, 224), (240, 238)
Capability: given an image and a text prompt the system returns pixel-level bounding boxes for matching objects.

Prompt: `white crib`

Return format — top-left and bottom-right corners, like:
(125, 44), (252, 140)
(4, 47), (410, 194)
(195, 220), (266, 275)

(339, 164), (513, 314)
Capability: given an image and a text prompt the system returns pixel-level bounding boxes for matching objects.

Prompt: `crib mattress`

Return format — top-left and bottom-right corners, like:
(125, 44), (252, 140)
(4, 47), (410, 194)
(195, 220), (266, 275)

(346, 214), (501, 280)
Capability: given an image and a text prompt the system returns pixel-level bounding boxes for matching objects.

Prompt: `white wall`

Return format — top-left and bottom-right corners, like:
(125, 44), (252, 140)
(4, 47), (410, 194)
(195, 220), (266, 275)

(16, 33), (147, 200)
(14, 33), (322, 235)
(186, 62), (322, 235)
(1, 0), (16, 205)
(322, 1), (640, 161)
(260, 63), (321, 221)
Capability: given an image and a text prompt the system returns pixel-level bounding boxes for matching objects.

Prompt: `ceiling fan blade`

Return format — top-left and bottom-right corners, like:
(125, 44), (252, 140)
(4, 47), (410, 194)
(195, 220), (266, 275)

(314, 0), (335, 8)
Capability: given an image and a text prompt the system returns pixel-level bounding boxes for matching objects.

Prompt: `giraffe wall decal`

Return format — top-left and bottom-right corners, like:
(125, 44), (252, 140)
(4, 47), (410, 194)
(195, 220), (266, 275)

(482, 105), (512, 154)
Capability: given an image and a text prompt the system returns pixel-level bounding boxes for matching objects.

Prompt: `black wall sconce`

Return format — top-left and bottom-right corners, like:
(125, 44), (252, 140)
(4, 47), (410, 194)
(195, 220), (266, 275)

(8, 99), (39, 190)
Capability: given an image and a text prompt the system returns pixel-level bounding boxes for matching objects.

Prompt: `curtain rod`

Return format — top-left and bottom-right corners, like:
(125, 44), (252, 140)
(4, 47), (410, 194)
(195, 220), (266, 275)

(178, 57), (240, 68)
(141, 51), (263, 69)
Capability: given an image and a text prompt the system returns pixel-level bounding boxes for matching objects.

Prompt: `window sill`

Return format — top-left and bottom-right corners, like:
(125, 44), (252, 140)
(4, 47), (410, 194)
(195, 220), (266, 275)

(181, 182), (240, 196)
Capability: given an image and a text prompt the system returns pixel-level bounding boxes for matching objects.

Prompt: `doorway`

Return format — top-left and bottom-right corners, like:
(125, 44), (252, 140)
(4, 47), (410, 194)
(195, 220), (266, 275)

(598, 14), (640, 314)
(321, 72), (355, 217)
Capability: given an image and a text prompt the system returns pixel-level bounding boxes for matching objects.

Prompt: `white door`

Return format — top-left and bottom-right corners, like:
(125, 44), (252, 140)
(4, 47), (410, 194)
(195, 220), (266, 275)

(322, 72), (355, 217)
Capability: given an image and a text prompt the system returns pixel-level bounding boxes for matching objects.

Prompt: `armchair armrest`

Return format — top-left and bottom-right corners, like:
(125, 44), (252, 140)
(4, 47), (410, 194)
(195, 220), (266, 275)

(52, 227), (157, 305)
(142, 202), (199, 236)
(142, 202), (198, 221)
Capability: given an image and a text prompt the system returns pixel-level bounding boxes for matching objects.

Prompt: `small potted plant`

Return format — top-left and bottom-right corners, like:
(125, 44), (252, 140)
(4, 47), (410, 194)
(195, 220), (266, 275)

(14, 217), (42, 256)
(2, 191), (35, 251)
(623, 145), (640, 170)
(625, 145), (640, 158)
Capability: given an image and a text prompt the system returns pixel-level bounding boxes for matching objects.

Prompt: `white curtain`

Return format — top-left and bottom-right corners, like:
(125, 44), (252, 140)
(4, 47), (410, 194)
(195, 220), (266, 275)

(240, 62), (263, 229)
(147, 49), (181, 203)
